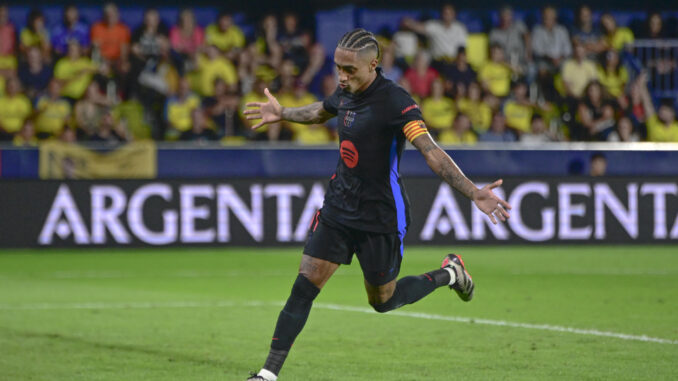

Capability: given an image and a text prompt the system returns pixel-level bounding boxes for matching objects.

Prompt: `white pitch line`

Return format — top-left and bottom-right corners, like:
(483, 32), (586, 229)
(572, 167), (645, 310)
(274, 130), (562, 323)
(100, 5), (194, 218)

(0, 300), (675, 345)
(1, 270), (353, 280)
(314, 303), (678, 345)
(509, 269), (675, 276)
(0, 300), (278, 310)
(2, 268), (672, 280)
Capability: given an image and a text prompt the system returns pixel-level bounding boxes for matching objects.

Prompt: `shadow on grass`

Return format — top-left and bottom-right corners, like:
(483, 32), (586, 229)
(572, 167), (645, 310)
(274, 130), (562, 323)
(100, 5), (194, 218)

(0, 325), (245, 372)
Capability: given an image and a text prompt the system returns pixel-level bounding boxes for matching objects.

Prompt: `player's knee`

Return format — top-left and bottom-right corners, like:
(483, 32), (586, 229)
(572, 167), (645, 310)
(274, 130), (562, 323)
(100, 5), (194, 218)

(369, 291), (399, 313)
(371, 301), (388, 313)
(299, 271), (324, 289)
(370, 298), (397, 313)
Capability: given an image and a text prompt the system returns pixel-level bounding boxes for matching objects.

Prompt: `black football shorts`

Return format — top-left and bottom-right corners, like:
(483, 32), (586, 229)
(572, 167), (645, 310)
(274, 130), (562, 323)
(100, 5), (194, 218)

(303, 211), (403, 286)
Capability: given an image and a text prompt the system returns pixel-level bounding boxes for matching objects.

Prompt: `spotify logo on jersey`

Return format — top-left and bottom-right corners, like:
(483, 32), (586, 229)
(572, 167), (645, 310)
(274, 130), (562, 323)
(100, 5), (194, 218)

(340, 140), (359, 168)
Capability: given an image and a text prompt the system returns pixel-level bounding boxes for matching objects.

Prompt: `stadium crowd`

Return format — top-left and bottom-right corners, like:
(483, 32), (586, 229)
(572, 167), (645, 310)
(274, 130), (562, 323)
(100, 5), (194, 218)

(1, 3), (677, 146)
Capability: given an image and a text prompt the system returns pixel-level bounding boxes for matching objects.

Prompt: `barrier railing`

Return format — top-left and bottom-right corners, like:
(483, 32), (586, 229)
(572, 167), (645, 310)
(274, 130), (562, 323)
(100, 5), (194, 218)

(630, 40), (678, 100)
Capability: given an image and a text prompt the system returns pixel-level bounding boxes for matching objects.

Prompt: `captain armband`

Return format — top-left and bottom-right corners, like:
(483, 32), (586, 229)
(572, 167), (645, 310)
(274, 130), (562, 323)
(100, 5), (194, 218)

(403, 120), (429, 143)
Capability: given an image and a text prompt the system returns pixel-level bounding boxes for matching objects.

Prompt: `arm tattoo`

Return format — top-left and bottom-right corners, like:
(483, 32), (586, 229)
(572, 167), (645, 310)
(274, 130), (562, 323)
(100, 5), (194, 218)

(412, 134), (477, 199)
(281, 102), (333, 124)
(419, 140), (438, 154)
(437, 158), (476, 199)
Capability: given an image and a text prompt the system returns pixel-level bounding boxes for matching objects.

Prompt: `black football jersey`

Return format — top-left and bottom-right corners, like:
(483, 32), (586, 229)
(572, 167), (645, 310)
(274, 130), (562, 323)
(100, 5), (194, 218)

(320, 69), (428, 240)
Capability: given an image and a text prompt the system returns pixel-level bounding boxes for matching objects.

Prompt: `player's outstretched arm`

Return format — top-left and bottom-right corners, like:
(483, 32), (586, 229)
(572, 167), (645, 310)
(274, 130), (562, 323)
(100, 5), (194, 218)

(281, 102), (334, 125)
(412, 133), (511, 224)
(244, 88), (333, 129)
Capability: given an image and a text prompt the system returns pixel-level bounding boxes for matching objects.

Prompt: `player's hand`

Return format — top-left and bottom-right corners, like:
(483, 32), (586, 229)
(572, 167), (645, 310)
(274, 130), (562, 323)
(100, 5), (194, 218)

(243, 88), (282, 130)
(472, 179), (511, 224)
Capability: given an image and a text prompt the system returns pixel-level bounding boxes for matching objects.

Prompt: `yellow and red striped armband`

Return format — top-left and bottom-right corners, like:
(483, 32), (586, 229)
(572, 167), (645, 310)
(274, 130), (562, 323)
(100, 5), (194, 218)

(403, 120), (428, 142)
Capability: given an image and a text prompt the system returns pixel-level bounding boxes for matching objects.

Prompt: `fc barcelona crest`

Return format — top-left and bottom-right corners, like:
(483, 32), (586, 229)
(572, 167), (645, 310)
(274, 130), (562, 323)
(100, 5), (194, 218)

(344, 111), (356, 127)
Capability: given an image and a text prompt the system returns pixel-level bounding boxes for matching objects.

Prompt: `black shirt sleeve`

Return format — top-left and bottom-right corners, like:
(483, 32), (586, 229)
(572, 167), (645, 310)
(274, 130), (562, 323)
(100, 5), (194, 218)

(387, 85), (430, 143)
(322, 87), (342, 115)
(388, 86), (424, 130)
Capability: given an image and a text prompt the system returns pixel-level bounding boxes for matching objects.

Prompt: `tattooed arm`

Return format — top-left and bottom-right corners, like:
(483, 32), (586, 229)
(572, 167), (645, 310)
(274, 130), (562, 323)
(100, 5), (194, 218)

(411, 133), (477, 198)
(411, 133), (512, 224)
(282, 102), (334, 124)
(243, 88), (333, 129)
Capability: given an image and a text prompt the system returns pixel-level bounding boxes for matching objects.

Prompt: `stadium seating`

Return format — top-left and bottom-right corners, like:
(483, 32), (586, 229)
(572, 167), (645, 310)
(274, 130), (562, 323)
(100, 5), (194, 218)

(0, 4), (676, 146)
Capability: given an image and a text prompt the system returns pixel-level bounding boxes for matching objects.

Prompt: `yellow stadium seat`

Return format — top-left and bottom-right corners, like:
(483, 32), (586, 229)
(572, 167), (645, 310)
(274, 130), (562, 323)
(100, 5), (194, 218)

(466, 33), (488, 70)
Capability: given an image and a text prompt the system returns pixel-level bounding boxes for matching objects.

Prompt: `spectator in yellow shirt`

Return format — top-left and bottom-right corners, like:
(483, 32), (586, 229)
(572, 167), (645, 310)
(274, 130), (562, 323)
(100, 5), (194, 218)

(421, 78), (455, 137)
(478, 44), (512, 98)
(165, 77), (201, 139)
(601, 13), (634, 51)
(503, 81), (534, 134)
(19, 9), (51, 60)
(35, 80), (72, 138)
(54, 40), (97, 100)
(644, 97), (678, 142)
(197, 45), (238, 96)
(0, 77), (32, 140)
(597, 49), (628, 98)
(634, 77), (678, 142)
(561, 41), (598, 98)
(438, 113), (477, 145)
(457, 81), (492, 133)
(205, 11), (245, 59)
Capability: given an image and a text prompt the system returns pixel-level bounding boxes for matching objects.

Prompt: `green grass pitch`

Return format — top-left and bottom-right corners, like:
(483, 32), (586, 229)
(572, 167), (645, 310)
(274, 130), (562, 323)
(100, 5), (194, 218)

(0, 246), (676, 380)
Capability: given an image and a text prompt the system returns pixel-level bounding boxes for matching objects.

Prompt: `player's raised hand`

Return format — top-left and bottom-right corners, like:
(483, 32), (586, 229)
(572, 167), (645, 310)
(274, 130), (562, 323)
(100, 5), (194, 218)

(472, 179), (512, 224)
(243, 88), (282, 130)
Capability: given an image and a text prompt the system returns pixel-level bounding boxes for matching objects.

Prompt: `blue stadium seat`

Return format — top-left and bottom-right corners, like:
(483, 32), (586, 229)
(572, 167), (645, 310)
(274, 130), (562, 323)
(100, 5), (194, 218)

(118, 7), (144, 30)
(316, 6), (356, 58)
(357, 9), (420, 36)
(595, 11), (646, 28)
(8, 6), (28, 29)
(7, 5), (250, 35)
(78, 6), (101, 26)
(157, 7), (180, 29)
(39, 6), (62, 29)
(457, 11), (488, 33)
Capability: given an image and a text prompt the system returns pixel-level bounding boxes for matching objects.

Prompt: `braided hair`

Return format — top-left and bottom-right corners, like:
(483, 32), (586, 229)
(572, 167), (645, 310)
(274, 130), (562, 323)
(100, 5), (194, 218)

(336, 28), (380, 60)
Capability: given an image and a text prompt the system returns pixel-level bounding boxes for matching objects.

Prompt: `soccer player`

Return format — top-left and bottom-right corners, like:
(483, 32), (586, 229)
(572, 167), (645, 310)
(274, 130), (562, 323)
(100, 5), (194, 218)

(243, 29), (511, 381)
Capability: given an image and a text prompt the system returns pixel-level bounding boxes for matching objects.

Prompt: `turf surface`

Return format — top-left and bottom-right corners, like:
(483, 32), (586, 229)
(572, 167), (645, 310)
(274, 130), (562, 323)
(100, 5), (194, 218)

(0, 246), (676, 380)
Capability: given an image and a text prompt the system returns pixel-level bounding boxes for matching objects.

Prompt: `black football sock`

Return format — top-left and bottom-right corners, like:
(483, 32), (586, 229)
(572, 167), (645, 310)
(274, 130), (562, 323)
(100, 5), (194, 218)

(263, 274), (320, 376)
(372, 269), (450, 313)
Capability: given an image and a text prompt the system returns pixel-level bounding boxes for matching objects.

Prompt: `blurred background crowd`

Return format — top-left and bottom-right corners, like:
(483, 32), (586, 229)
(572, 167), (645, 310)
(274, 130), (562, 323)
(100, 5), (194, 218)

(1, 3), (677, 146)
